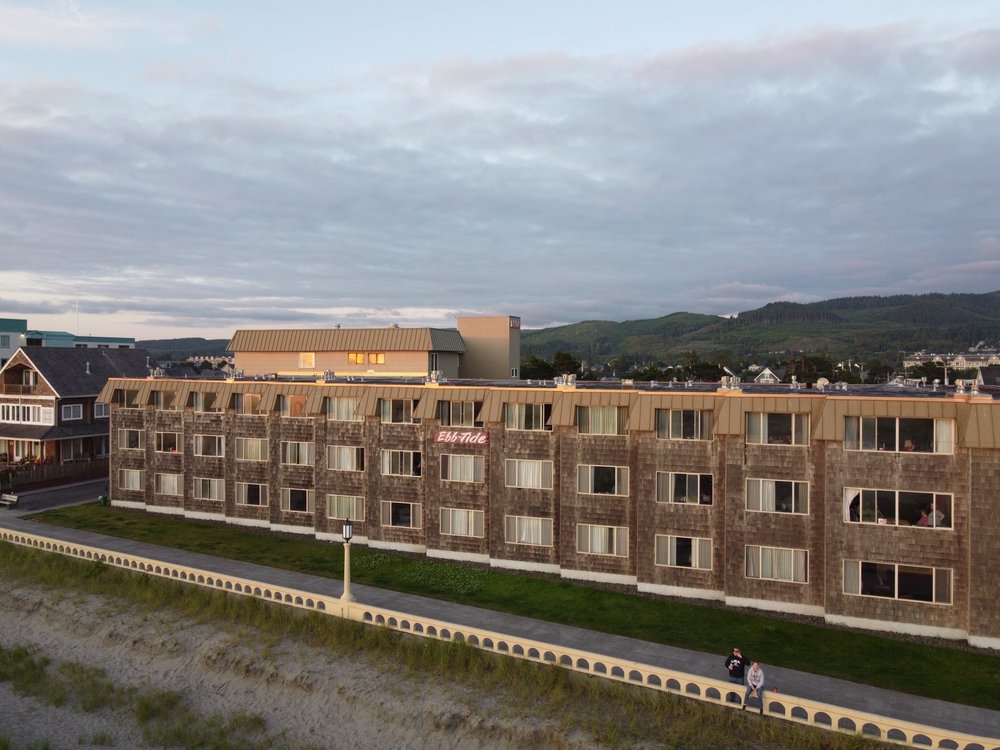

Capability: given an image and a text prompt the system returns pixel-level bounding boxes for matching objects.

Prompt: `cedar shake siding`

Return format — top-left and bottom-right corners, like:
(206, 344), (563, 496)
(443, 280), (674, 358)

(99, 376), (1000, 649)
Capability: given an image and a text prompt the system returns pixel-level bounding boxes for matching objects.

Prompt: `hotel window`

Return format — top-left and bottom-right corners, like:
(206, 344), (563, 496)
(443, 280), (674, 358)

(576, 405), (628, 436)
(234, 393), (262, 415)
(118, 468), (144, 491)
(381, 500), (422, 529)
(746, 412), (808, 445)
(746, 478), (808, 515)
(94, 402), (110, 419)
(577, 465), (629, 496)
(155, 432), (180, 453)
(118, 429), (144, 450)
(440, 507), (485, 537)
(380, 449), (421, 477)
(576, 524), (628, 557)
(844, 416), (954, 454)
(0, 335), (7, 347)
(235, 437), (268, 462)
(327, 445), (365, 472)
(193, 477), (224, 501)
(192, 392), (220, 413)
(154, 473), (182, 496)
(655, 535), (712, 569)
(279, 394), (309, 418)
(844, 560), (951, 604)
(95, 436), (108, 458)
(236, 482), (268, 506)
(281, 487), (315, 513)
(193, 434), (224, 457)
(327, 494), (365, 521)
(116, 389), (140, 409)
(504, 459), (553, 489)
(326, 396), (361, 421)
(745, 545), (807, 583)
(656, 472), (713, 505)
(843, 488), (951, 528)
(61, 404), (82, 421)
(503, 403), (551, 431)
(655, 409), (713, 440)
(280, 441), (315, 466)
(152, 391), (176, 411)
(440, 454), (484, 483)
(379, 398), (415, 424)
(504, 515), (553, 547)
(298, 352), (315, 368)
(438, 400), (480, 427)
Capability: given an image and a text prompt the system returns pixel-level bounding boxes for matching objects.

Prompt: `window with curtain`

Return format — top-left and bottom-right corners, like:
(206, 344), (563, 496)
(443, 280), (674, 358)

(844, 416), (953, 454)
(576, 405), (628, 435)
(380, 449), (421, 477)
(193, 434), (223, 457)
(379, 398), (414, 423)
(504, 459), (553, 489)
(440, 454), (485, 483)
(193, 477), (224, 501)
(235, 437), (268, 461)
(843, 487), (951, 528)
(745, 545), (807, 583)
(503, 403), (551, 430)
(326, 397), (361, 421)
(655, 535), (712, 569)
(504, 515), (553, 546)
(119, 429), (145, 450)
(746, 412), (808, 445)
(845, 560), (951, 604)
(577, 464), (629, 495)
(439, 400), (480, 427)
(327, 494), (364, 520)
(746, 478), (808, 514)
(235, 482), (267, 506)
(655, 409), (713, 440)
(327, 445), (364, 472)
(281, 487), (314, 512)
(657, 472), (713, 504)
(118, 468), (144, 490)
(576, 524), (628, 556)
(154, 473), (182, 496)
(280, 441), (315, 466)
(440, 507), (485, 537)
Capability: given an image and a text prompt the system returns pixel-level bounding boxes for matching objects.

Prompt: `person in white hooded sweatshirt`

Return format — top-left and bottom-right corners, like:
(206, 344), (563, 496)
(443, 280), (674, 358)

(743, 662), (766, 714)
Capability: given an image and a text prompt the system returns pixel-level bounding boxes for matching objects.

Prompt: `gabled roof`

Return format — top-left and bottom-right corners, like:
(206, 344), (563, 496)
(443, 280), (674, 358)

(4, 347), (152, 398)
(227, 327), (467, 354)
(980, 365), (1000, 387)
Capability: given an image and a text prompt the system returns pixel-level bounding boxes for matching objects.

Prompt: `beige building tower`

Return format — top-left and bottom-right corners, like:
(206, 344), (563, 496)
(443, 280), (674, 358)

(456, 316), (521, 380)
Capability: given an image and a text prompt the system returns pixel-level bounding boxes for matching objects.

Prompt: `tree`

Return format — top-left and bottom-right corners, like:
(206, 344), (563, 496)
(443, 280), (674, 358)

(521, 356), (557, 379)
(551, 351), (582, 376)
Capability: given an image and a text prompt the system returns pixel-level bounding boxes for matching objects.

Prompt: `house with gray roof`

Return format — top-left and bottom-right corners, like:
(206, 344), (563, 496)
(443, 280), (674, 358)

(0, 347), (151, 464)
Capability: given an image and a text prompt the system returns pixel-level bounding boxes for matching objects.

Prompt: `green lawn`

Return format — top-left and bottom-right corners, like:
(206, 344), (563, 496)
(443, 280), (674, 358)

(24, 502), (1000, 711)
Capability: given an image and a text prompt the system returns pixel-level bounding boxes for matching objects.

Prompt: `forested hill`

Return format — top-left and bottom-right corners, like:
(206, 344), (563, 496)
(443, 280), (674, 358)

(521, 291), (1000, 363)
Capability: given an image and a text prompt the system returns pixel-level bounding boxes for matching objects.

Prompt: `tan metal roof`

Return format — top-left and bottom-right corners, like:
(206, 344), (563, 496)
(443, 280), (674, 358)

(227, 327), (467, 354)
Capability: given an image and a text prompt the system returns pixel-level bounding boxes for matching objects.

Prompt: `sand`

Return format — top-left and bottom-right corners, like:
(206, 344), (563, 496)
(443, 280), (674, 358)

(0, 579), (600, 749)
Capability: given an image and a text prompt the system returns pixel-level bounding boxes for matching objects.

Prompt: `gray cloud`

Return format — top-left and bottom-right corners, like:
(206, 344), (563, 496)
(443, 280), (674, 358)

(1, 24), (998, 337)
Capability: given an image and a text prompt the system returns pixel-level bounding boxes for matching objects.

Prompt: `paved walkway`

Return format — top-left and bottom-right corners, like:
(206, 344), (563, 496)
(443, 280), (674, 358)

(1, 488), (998, 742)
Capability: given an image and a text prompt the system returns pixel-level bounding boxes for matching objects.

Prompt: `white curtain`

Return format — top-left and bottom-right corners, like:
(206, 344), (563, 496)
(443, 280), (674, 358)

(745, 546), (760, 578)
(934, 419), (954, 454)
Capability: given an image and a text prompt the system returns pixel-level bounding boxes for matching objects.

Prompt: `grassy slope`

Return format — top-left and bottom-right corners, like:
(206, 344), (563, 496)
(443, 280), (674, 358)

(26, 503), (1000, 712)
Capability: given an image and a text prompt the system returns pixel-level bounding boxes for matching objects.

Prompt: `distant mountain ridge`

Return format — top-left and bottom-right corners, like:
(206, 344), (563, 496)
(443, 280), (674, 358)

(520, 291), (1000, 363)
(138, 291), (1000, 364)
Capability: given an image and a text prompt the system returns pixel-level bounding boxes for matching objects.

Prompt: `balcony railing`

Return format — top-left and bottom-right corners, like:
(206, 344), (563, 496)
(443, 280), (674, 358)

(0, 383), (39, 395)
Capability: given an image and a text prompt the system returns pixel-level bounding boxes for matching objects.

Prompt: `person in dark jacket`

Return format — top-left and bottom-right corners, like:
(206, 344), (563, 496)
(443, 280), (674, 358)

(724, 646), (750, 684)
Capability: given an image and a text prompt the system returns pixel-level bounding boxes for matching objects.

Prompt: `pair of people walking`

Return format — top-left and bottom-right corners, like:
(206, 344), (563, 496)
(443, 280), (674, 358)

(724, 646), (766, 714)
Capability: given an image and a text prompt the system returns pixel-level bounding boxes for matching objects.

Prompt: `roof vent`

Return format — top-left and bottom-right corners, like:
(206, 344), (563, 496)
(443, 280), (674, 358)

(85, 361), (90, 375)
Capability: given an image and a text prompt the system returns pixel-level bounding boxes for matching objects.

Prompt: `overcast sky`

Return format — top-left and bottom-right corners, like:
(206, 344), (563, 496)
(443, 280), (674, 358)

(2, 1), (998, 340)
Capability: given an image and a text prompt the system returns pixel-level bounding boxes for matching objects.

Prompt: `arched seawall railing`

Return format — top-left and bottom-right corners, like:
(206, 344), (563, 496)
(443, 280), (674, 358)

(1, 528), (996, 750)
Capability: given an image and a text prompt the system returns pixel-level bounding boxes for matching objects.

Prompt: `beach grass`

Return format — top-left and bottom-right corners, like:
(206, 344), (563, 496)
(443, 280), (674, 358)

(25, 501), (1000, 712)
(0, 541), (893, 750)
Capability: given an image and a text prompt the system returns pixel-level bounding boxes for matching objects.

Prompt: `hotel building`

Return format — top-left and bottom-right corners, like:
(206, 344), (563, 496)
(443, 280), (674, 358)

(99, 353), (1000, 650)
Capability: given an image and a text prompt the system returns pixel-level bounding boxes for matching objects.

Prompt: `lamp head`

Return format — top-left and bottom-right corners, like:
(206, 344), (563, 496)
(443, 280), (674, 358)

(342, 519), (353, 542)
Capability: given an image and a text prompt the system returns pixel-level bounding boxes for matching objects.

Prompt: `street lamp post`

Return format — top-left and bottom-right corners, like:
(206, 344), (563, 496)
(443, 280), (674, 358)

(340, 519), (355, 602)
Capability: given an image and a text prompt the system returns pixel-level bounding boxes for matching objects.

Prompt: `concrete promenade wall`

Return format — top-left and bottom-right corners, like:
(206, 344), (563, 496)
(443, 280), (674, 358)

(0, 525), (997, 750)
